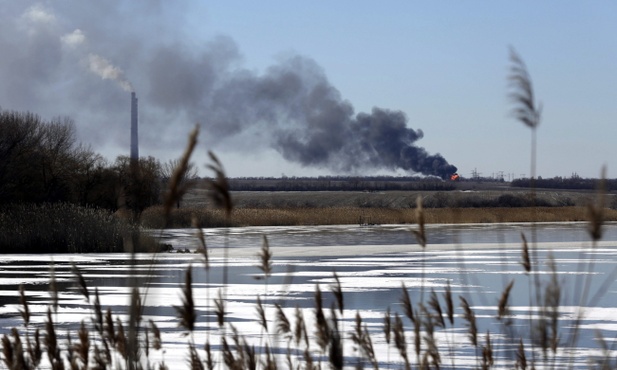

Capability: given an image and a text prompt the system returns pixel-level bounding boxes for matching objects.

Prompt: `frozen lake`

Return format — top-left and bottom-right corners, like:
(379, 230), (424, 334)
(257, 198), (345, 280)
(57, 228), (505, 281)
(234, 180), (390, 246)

(1, 222), (617, 368)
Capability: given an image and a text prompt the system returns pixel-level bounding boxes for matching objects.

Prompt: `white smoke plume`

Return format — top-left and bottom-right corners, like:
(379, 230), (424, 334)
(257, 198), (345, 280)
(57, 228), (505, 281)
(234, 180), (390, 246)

(87, 53), (133, 92)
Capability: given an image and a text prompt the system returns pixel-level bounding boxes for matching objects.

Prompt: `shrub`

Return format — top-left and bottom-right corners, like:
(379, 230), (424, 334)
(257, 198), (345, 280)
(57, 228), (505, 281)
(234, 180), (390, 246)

(0, 203), (158, 253)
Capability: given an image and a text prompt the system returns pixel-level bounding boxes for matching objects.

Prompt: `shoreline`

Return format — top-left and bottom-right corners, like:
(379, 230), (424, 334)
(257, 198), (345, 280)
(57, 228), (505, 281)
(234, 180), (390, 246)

(142, 206), (617, 228)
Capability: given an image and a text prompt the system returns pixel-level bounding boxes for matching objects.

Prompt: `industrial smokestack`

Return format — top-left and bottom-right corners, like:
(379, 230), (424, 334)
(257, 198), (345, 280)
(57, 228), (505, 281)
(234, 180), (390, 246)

(130, 91), (138, 160)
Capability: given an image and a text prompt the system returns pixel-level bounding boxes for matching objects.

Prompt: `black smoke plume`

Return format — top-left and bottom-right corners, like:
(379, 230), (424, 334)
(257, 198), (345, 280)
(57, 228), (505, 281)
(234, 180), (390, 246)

(0, 2), (457, 178)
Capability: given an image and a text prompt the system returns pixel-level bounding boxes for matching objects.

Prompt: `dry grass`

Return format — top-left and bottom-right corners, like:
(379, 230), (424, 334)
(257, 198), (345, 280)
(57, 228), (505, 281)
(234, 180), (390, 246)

(140, 205), (617, 228)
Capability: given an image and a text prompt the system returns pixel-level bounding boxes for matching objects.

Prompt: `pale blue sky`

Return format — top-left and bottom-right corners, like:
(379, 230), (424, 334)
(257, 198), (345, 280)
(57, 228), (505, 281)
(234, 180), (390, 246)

(1, 1), (616, 178)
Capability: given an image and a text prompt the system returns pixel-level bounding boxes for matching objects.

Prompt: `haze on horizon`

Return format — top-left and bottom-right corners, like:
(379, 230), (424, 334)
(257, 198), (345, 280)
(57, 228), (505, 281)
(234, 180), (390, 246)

(0, 1), (615, 179)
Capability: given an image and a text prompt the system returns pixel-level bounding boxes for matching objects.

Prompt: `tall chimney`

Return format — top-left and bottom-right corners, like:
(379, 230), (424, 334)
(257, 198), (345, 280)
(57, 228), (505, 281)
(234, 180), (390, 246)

(130, 92), (138, 160)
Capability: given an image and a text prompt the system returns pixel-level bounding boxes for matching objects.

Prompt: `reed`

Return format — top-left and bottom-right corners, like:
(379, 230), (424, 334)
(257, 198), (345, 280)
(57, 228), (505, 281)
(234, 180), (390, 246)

(2, 188), (614, 369)
(140, 205), (617, 228)
(0, 203), (161, 253)
(2, 50), (616, 370)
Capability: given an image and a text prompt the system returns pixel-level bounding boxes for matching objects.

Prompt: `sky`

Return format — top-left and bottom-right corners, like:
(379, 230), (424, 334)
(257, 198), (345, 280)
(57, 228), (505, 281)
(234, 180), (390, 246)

(1, 1), (616, 179)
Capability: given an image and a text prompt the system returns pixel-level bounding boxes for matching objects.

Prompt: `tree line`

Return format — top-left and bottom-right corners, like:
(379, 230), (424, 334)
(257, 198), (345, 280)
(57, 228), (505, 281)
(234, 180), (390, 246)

(0, 110), (195, 215)
(227, 177), (455, 191)
(511, 176), (616, 191)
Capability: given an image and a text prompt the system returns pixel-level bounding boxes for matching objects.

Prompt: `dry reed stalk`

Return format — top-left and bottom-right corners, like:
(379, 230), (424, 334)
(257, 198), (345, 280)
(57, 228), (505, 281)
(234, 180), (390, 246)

(175, 266), (196, 334)
(257, 235), (273, 279)
(508, 47), (542, 130)
(275, 304), (291, 338)
(303, 348), (314, 370)
(148, 320), (162, 351)
(481, 331), (494, 370)
(459, 296), (478, 347)
(383, 308), (392, 346)
(205, 151), (232, 219)
(400, 283), (415, 323)
(75, 320), (90, 367)
(351, 312), (378, 369)
(1, 334), (14, 370)
(163, 126), (199, 224)
(419, 304), (441, 368)
(188, 342), (205, 370)
(11, 328), (27, 370)
(214, 289), (226, 328)
(44, 307), (63, 370)
(285, 346), (293, 370)
(294, 305), (308, 348)
(392, 313), (410, 370)
(545, 257), (561, 354)
(127, 286), (142, 367)
(443, 281), (454, 326)
(242, 342), (257, 370)
(412, 196), (426, 247)
(115, 317), (127, 361)
(18, 284), (30, 327)
(521, 233), (531, 273)
(328, 313), (343, 370)
(221, 337), (233, 369)
(313, 285), (330, 353)
(262, 344), (276, 370)
(256, 295), (268, 332)
(104, 308), (115, 347)
(497, 280), (515, 326)
(331, 272), (344, 316)
(587, 168), (606, 242)
(204, 341), (215, 370)
(428, 289), (445, 328)
(594, 330), (612, 370)
(92, 344), (108, 370)
(26, 328), (42, 369)
(92, 287), (103, 336)
(516, 338), (527, 370)
(71, 262), (90, 302)
(49, 262), (59, 314)
(193, 216), (209, 269)
(413, 309), (421, 362)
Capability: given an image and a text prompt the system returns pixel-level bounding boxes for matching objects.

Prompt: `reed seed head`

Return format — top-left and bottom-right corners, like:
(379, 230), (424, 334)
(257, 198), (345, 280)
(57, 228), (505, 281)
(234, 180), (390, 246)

(412, 196), (427, 247)
(163, 126), (199, 225)
(331, 272), (344, 316)
(175, 266), (196, 334)
(206, 151), (233, 219)
(508, 47), (542, 130)
(521, 232), (531, 273)
(460, 296), (478, 347)
(257, 235), (273, 279)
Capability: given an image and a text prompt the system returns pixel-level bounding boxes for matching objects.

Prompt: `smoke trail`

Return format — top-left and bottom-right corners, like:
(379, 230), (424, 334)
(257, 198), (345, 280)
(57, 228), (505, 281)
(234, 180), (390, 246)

(87, 54), (133, 92)
(0, 2), (456, 177)
(171, 53), (458, 178)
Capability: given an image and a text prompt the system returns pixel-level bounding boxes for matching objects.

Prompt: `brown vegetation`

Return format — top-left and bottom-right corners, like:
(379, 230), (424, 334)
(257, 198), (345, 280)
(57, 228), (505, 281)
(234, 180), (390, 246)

(141, 204), (617, 228)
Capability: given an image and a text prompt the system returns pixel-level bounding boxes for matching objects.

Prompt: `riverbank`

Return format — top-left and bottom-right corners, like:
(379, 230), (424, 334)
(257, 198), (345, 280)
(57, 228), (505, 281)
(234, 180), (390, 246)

(140, 205), (617, 228)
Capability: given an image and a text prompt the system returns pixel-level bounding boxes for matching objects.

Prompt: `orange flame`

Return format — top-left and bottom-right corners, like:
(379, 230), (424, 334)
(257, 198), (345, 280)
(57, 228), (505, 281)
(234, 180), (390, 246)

(450, 173), (460, 181)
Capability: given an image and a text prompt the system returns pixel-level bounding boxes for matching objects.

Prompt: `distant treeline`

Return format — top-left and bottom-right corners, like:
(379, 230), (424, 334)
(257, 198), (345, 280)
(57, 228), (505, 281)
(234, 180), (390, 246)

(0, 109), (189, 214)
(511, 176), (615, 190)
(227, 176), (456, 191)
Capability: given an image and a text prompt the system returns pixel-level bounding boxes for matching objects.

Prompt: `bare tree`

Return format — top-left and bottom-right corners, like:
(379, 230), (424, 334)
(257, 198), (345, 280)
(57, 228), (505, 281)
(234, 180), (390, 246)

(161, 158), (199, 208)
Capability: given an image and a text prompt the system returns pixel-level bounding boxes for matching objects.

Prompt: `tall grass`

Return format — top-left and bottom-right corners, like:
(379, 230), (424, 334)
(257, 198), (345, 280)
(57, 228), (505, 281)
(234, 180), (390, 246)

(140, 205), (617, 228)
(0, 203), (159, 253)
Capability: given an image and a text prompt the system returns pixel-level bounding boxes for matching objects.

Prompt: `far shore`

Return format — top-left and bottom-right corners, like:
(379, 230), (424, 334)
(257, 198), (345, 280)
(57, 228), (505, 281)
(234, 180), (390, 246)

(149, 187), (617, 228)
(140, 205), (617, 229)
